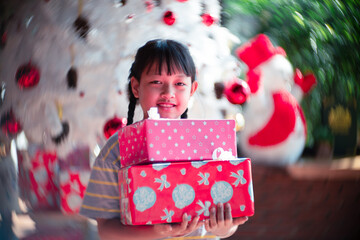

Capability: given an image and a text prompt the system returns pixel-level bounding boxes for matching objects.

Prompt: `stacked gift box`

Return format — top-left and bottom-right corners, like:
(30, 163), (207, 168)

(118, 116), (254, 225)
(17, 145), (91, 214)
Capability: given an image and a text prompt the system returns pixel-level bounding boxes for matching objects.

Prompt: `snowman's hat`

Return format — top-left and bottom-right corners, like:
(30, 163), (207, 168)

(236, 34), (286, 70)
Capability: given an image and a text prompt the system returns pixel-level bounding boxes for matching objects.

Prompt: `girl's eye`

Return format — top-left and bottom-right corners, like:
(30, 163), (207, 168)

(150, 80), (161, 84)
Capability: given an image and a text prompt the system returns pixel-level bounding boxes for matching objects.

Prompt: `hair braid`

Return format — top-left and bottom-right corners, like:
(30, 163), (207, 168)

(181, 108), (188, 119)
(127, 82), (137, 125)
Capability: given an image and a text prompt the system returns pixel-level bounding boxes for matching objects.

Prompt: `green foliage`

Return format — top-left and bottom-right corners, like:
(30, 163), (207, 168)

(222, 0), (360, 148)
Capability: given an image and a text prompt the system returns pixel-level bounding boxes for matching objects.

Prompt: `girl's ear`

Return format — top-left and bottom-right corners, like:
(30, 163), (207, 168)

(190, 81), (198, 97)
(130, 77), (140, 98)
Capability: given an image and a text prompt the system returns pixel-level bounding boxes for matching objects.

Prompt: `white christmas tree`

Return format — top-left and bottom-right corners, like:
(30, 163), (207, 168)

(0, 0), (241, 160)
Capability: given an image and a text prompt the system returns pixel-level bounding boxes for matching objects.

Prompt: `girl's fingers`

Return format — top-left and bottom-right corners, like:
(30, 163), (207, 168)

(204, 219), (211, 232)
(179, 213), (189, 231)
(187, 215), (200, 232)
(217, 203), (224, 226)
(209, 206), (217, 228)
(233, 216), (249, 226)
(224, 203), (233, 225)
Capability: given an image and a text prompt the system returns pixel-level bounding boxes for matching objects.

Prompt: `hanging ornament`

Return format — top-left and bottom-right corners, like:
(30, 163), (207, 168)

(73, 16), (90, 39)
(103, 116), (127, 139)
(67, 45), (77, 89)
(50, 102), (70, 145)
(163, 11), (176, 26)
(176, 0), (188, 2)
(214, 82), (225, 99)
(16, 62), (40, 89)
(73, 0), (90, 39)
(224, 78), (251, 105)
(67, 67), (77, 89)
(145, 0), (154, 12)
(201, 13), (215, 26)
(1, 110), (22, 136)
(125, 14), (135, 23)
(114, 0), (126, 7)
(51, 121), (70, 144)
(79, 91), (85, 97)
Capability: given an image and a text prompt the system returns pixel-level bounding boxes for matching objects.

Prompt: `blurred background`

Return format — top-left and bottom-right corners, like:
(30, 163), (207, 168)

(0, 0), (359, 239)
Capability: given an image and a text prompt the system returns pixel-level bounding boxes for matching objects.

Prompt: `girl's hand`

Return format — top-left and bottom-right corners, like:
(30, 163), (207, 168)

(153, 213), (203, 238)
(205, 203), (248, 238)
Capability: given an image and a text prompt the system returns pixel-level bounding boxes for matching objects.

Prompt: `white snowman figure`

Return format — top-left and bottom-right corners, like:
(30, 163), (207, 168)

(235, 34), (316, 165)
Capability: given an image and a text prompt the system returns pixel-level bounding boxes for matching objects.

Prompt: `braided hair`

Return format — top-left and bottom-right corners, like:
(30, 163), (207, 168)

(127, 39), (196, 125)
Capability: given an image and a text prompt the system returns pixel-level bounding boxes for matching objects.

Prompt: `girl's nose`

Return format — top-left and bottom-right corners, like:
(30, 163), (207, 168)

(161, 84), (175, 99)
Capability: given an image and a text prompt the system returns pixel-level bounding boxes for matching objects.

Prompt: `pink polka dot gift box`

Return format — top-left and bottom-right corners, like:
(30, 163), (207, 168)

(117, 119), (237, 168)
(118, 158), (254, 225)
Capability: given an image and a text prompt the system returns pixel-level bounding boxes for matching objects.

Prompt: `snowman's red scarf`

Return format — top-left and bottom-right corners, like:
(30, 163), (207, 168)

(248, 90), (306, 146)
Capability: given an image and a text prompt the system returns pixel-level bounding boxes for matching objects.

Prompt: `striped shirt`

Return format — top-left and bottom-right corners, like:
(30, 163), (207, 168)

(80, 132), (219, 240)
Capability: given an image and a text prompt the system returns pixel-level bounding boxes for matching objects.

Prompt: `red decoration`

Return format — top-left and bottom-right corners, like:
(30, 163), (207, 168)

(176, 0), (188, 2)
(163, 11), (176, 25)
(1, 110), (22, 136)
(248, 91), (306, 146)
(79, 91), (85, 97)
(246, 69), (261, 94)
(16, 63), (40, 89)
(224, 78), (251, 105)
(294, 68), (317, 94)
(236, 34), (286, 70)
(103, 116), (127, 139)
(201, 13), (215, 26)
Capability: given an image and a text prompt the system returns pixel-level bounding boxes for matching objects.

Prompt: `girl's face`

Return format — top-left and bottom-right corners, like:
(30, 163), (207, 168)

(131, 63), (198, 119)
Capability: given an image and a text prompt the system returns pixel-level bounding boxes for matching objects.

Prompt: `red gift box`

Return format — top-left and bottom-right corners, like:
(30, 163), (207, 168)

(17, 149), (59, 210)
(58, 145), (91, 214)
(118, 119), (237, 168)
(59, 169), (91, 214)
(118, 158), (254, 225)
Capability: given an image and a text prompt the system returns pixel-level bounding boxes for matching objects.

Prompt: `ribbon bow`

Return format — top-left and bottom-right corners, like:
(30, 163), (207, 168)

(147, 107), (160, 119)
(212, 147), (236, 160)
(154, 174), (170, 191)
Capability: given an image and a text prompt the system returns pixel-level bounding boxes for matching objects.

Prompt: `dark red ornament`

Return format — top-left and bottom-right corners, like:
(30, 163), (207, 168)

(79, 91), (85, 97)
(163, 11), (176, 26)
(201, 13), (215, 26)
(224, 78), (251, 105)
(1, 110), (22, 136)
(73, 15), (90, 39)
(15, 63), (40, 89)
(103, 116), (127, 139)
(67, 67), (78, 89)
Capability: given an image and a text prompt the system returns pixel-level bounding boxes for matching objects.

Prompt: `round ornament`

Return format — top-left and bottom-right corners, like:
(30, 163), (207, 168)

(1, 110), (22, 136)
(163, 11), (176, 25)
(224, 78), (250, 105)
(15, 63), (40, 89)
(103, 116), (127, 139)
(201, 13), (215, 26)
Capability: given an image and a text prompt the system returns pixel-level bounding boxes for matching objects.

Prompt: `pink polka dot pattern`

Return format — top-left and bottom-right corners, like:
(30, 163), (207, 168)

(118, 119), (237, 168)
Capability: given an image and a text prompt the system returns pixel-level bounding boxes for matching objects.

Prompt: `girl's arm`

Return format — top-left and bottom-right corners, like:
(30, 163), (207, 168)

(97, 213), (203, 240)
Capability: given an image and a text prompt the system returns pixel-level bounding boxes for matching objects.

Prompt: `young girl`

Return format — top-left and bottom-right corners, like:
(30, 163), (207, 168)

(80, 39), (248, 240)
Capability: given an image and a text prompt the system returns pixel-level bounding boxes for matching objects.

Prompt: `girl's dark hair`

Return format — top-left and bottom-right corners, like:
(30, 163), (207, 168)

(127, 39), (196, 125)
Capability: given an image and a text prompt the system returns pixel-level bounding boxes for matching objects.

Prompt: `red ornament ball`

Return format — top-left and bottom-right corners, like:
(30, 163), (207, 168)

(1, 110), (22, 136)
(176, 0), (188, 2)
(224, 78), (251, 105)
(103, 116), (127, 139)
(163, 11), (176, 25)
(16, 63), (40, 89)
(201, 13), (215, 26)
